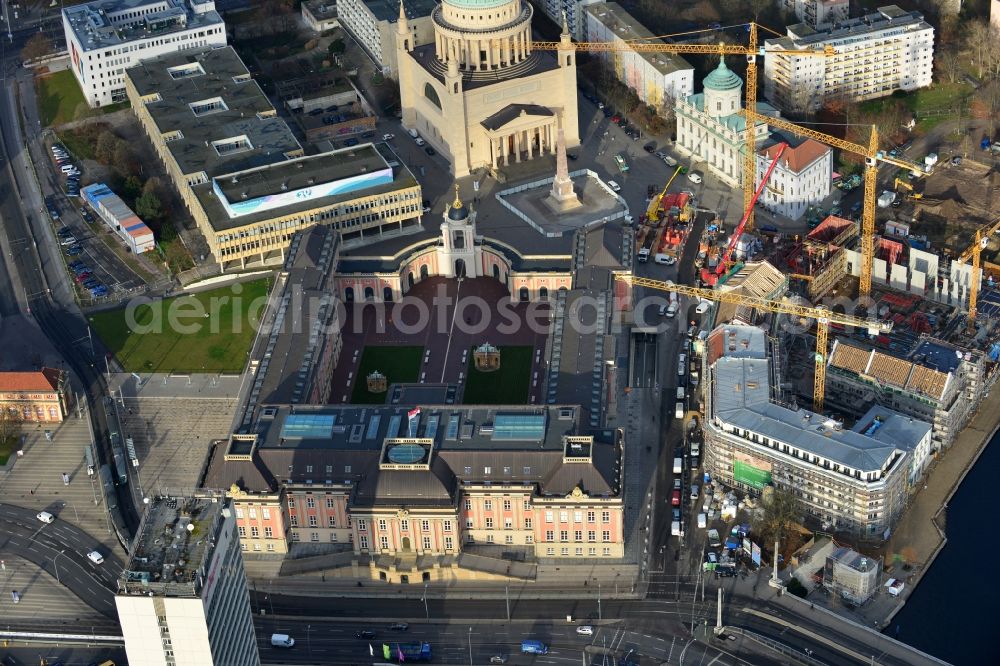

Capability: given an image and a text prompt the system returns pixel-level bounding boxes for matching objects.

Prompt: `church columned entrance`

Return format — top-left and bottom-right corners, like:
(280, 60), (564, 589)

(491, 120), (557, 168)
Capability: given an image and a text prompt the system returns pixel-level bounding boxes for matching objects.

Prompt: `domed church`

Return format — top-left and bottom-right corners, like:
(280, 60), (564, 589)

(395, 0), (580, 177)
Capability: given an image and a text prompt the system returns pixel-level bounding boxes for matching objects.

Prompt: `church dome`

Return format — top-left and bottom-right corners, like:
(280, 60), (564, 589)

(703, 56), (742, 92)
(447, 185), (470, 221)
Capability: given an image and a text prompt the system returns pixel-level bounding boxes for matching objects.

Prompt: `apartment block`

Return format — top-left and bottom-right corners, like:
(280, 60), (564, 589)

(755, 136), (832, 220)
(779, 0), (849, 28)
(63, 0), (226, 107)
(116, 496), (260, 666)
(301, 0), (340, 32)
(764, 5), (934, 112)
(336, 0), (437, 75)
(584, 3), (693, 112)
(537, 0), (599, 41)
(702, 324), (929, 537)
(826, 336), (984, 452)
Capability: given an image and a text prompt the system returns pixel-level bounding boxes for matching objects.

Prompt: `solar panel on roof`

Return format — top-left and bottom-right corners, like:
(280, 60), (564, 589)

(365, 415), (381, 440)
(446, 414), (460, 440)
(425, 414), (440, 440)
(387, 414), (402, 439)
(280, 413), (334, 439)
(492, 413), (546, 440)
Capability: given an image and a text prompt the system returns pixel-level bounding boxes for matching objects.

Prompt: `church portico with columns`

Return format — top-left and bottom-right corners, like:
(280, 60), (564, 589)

(481, 104), (558, 168)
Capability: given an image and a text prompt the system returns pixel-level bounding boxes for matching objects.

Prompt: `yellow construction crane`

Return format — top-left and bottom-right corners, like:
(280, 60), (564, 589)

(893, 177), (922, 200)
(647, 165), (684, 222)
(955, 217), (1000, 333)
(615, 274), (891, 412)
(740, 113), (924, 297)
(533, 24), (834, 232)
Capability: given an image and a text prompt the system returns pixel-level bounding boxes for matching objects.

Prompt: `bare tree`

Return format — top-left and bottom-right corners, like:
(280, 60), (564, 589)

(756, 485), (803, 547)
(935, 49), (963, 84)
(21, 33), (53, 62)
(0, 404), (23, 445)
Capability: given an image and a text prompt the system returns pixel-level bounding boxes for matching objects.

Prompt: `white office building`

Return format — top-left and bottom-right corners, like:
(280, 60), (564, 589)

(584, 3), (693, 112)
(763, 5), (934, 113)
(336, 0), (437, 76)
(63, 0), (226, 107)
(702, 324), (931, 537)
(755, 136), (832, 220)
(116, 496), (260, 666)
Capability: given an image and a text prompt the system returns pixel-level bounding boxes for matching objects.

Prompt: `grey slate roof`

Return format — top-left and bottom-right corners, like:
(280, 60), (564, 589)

(480, 104), (554, 132)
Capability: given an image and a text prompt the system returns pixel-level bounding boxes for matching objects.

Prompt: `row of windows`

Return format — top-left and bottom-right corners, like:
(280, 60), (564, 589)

(543, 530), (613, 542)
(546, 546), (614, 556)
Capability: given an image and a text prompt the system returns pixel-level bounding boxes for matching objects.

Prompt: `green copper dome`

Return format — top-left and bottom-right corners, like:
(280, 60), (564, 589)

(703, 56), (742, 92)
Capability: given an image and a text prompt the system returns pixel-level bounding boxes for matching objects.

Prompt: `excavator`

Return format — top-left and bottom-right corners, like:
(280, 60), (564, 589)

(893, 177), (922, 200)
(700, 143), (788, 286)
(646, 165), (685, 223)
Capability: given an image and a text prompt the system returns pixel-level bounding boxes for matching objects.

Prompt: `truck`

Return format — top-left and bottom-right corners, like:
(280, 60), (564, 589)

(383, 642), (433, 662)
(637, 233), (656, 262)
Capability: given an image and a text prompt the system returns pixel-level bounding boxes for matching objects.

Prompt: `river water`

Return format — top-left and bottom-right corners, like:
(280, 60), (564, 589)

(891, 428), (1000, 665)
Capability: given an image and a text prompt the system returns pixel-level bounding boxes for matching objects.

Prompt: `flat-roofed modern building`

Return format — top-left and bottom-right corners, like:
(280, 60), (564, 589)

(63, 0), (226, 107)
(584, 3), (694, 112)
(764, 5), (934, 112)
(702, 324), (929, 537)
(126, 47), (423, 269)
(116, 496), (260, 666)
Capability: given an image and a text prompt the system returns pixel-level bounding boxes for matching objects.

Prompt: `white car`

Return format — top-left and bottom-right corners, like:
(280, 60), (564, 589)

(607, 180), (621, 193)
(695, 301), (711, 315)
(414, 138), (425, 147)
(576, 625), (594, 636)
(382, 133), (395, 141)
(687, 171), (703, 184)
(37, 511), (55, 524)
(87, 550), (105, 565)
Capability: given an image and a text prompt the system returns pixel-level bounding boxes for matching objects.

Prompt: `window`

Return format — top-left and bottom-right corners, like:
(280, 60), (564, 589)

(545, 511), (554, 523)
(444, 520), (453, 532)
(465, 499), (472, 511)
(561, 547), (569, 556)
(503, 499), (512, 511)
(526, 535), (533, 544)
(484, 466), (492, 476)
(545, 530), (554, 541)
(445, 537), (454, 550)
(484, 500), (493, 511)
(290, 516), (298, 526)
(560, 511), (568, 523)
(524, 518), (532, 529)
(574, 511), (583, 523)
(466, 518), (474, 528)
(357, 519), (367, 531)
(423, 536), (432, 550)
(504, 518), (513, 529)
(523, 466), (532, 475)
(262, 508), (271, 520)
(328, 516), (336, 527)
(326, 465), (333, 474)
(547, 547), (555, 555)
(249, 508), (257, 519)
(326, 498), (335, 509)
(589, 547), (596, 556)
(267, 543), (275, 551)
(603, 547), (611, 556)
(330, 533), (338, 543)
(588, 531), (596, 542)
(305, 465), (313, 474)
(311, 532), (319, 542)
(292, 531), (301, 542)
(505, 535), (514, 544)
(265, 527), (273, 538)
(250, 526), (259, 537)
(575, 547), (583, 556)
(601, 511), (611, 523)
(523, 500), (530, 511)
(305, 497), (315, 509)
(400, 520), (409, 532)
(485, 518), (494, 529)
(236, 508), (244, 519)
(486, 534), (494, 544)
(378, 519), (387, 531)
(587, 511), (595, 523)
(574, 530), (583, 542)
(308, 516), (317, 527)
(345, 465), (352, 474)
(421, 520), (430, 532)
(560, 530), (568, 542)
(602, 530), (611, 542)
(238, 526), (246, 537)
(380, 536), (389, 550)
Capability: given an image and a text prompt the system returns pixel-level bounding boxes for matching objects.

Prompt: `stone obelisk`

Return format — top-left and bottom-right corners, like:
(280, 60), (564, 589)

(545, 126), (581, 212)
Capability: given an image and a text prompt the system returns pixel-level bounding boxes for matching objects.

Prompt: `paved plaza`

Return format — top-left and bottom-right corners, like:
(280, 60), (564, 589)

(331, 277), (551, 405)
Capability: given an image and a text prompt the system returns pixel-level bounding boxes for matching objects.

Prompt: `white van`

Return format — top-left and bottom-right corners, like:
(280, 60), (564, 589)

(673, 457), (683, 474)
(654, 253), (676, 266)
(271, 634), (295, 648)
(675, 402), (684, 419)
(695, 301), (711, 315)
(671, 520), (681, 536)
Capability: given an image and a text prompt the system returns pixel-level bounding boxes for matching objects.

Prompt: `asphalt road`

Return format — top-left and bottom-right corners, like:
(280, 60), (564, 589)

(0, 504), (121, 617)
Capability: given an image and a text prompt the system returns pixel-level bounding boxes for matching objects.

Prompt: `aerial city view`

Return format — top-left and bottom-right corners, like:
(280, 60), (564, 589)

(0, 0), (998, 662)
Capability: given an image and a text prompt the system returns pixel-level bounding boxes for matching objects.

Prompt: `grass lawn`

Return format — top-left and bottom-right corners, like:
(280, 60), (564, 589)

(351, 346), (424, 404)
(860, 82), (973, 117)
(0, 436), (17, 465)
(36, 70), (86, 127)
(88, 278), (271, 373)
(462, 346), (533, 405)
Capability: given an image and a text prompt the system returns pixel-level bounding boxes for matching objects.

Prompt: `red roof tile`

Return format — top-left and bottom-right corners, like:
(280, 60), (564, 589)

(0, 368), (63, 392)
(761, 139), (830, 174)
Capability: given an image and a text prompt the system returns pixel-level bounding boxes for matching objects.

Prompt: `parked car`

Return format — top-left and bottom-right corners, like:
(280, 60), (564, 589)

(672, 508), (681, 521)
(576, 626), (594, 636)
(90, 286), (108, 297)
(389, 623), (409, 631)
(37, 511), (55, 524)
(75, 272), (92, 283)
(687, 171), (703, 184)
(607, 180), (621, 193)
(424, 146), (436, 156)
(65, 246), (84, 257)
(643, 142), (656, 153)
(382, 133), (395, 141)
(344, 138), (359, 147)
(672, 489), (681, 506)
(83, 279), (100, 289)
(354, 630), (376, 639)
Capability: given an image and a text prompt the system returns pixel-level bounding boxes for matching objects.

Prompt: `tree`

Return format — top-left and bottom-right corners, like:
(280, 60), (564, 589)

(756, 485), (802, 548)
(935, 49), (963, 85)
(95, 130), (117, 164)
(122, 175), (143, 201)
(113, 140), (135, 173)
(21, 33), (53, 62)
(135, 191), (163, 221)
(0, 404), (23, 444)
(328, 38), (345, 55)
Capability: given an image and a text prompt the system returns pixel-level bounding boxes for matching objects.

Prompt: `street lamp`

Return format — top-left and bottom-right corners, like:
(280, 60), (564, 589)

(421, 583), (429, 619)
(467, 626), (473, 666)
(52, 550), (66, 585)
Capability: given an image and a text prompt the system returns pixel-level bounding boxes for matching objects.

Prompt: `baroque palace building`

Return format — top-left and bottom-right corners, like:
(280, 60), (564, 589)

(396, 0), (581, 177)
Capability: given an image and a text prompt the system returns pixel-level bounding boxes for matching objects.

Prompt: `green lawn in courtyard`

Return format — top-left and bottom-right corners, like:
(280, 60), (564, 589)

(351, 346), (425, 404)
(462, 345), (533, 405)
